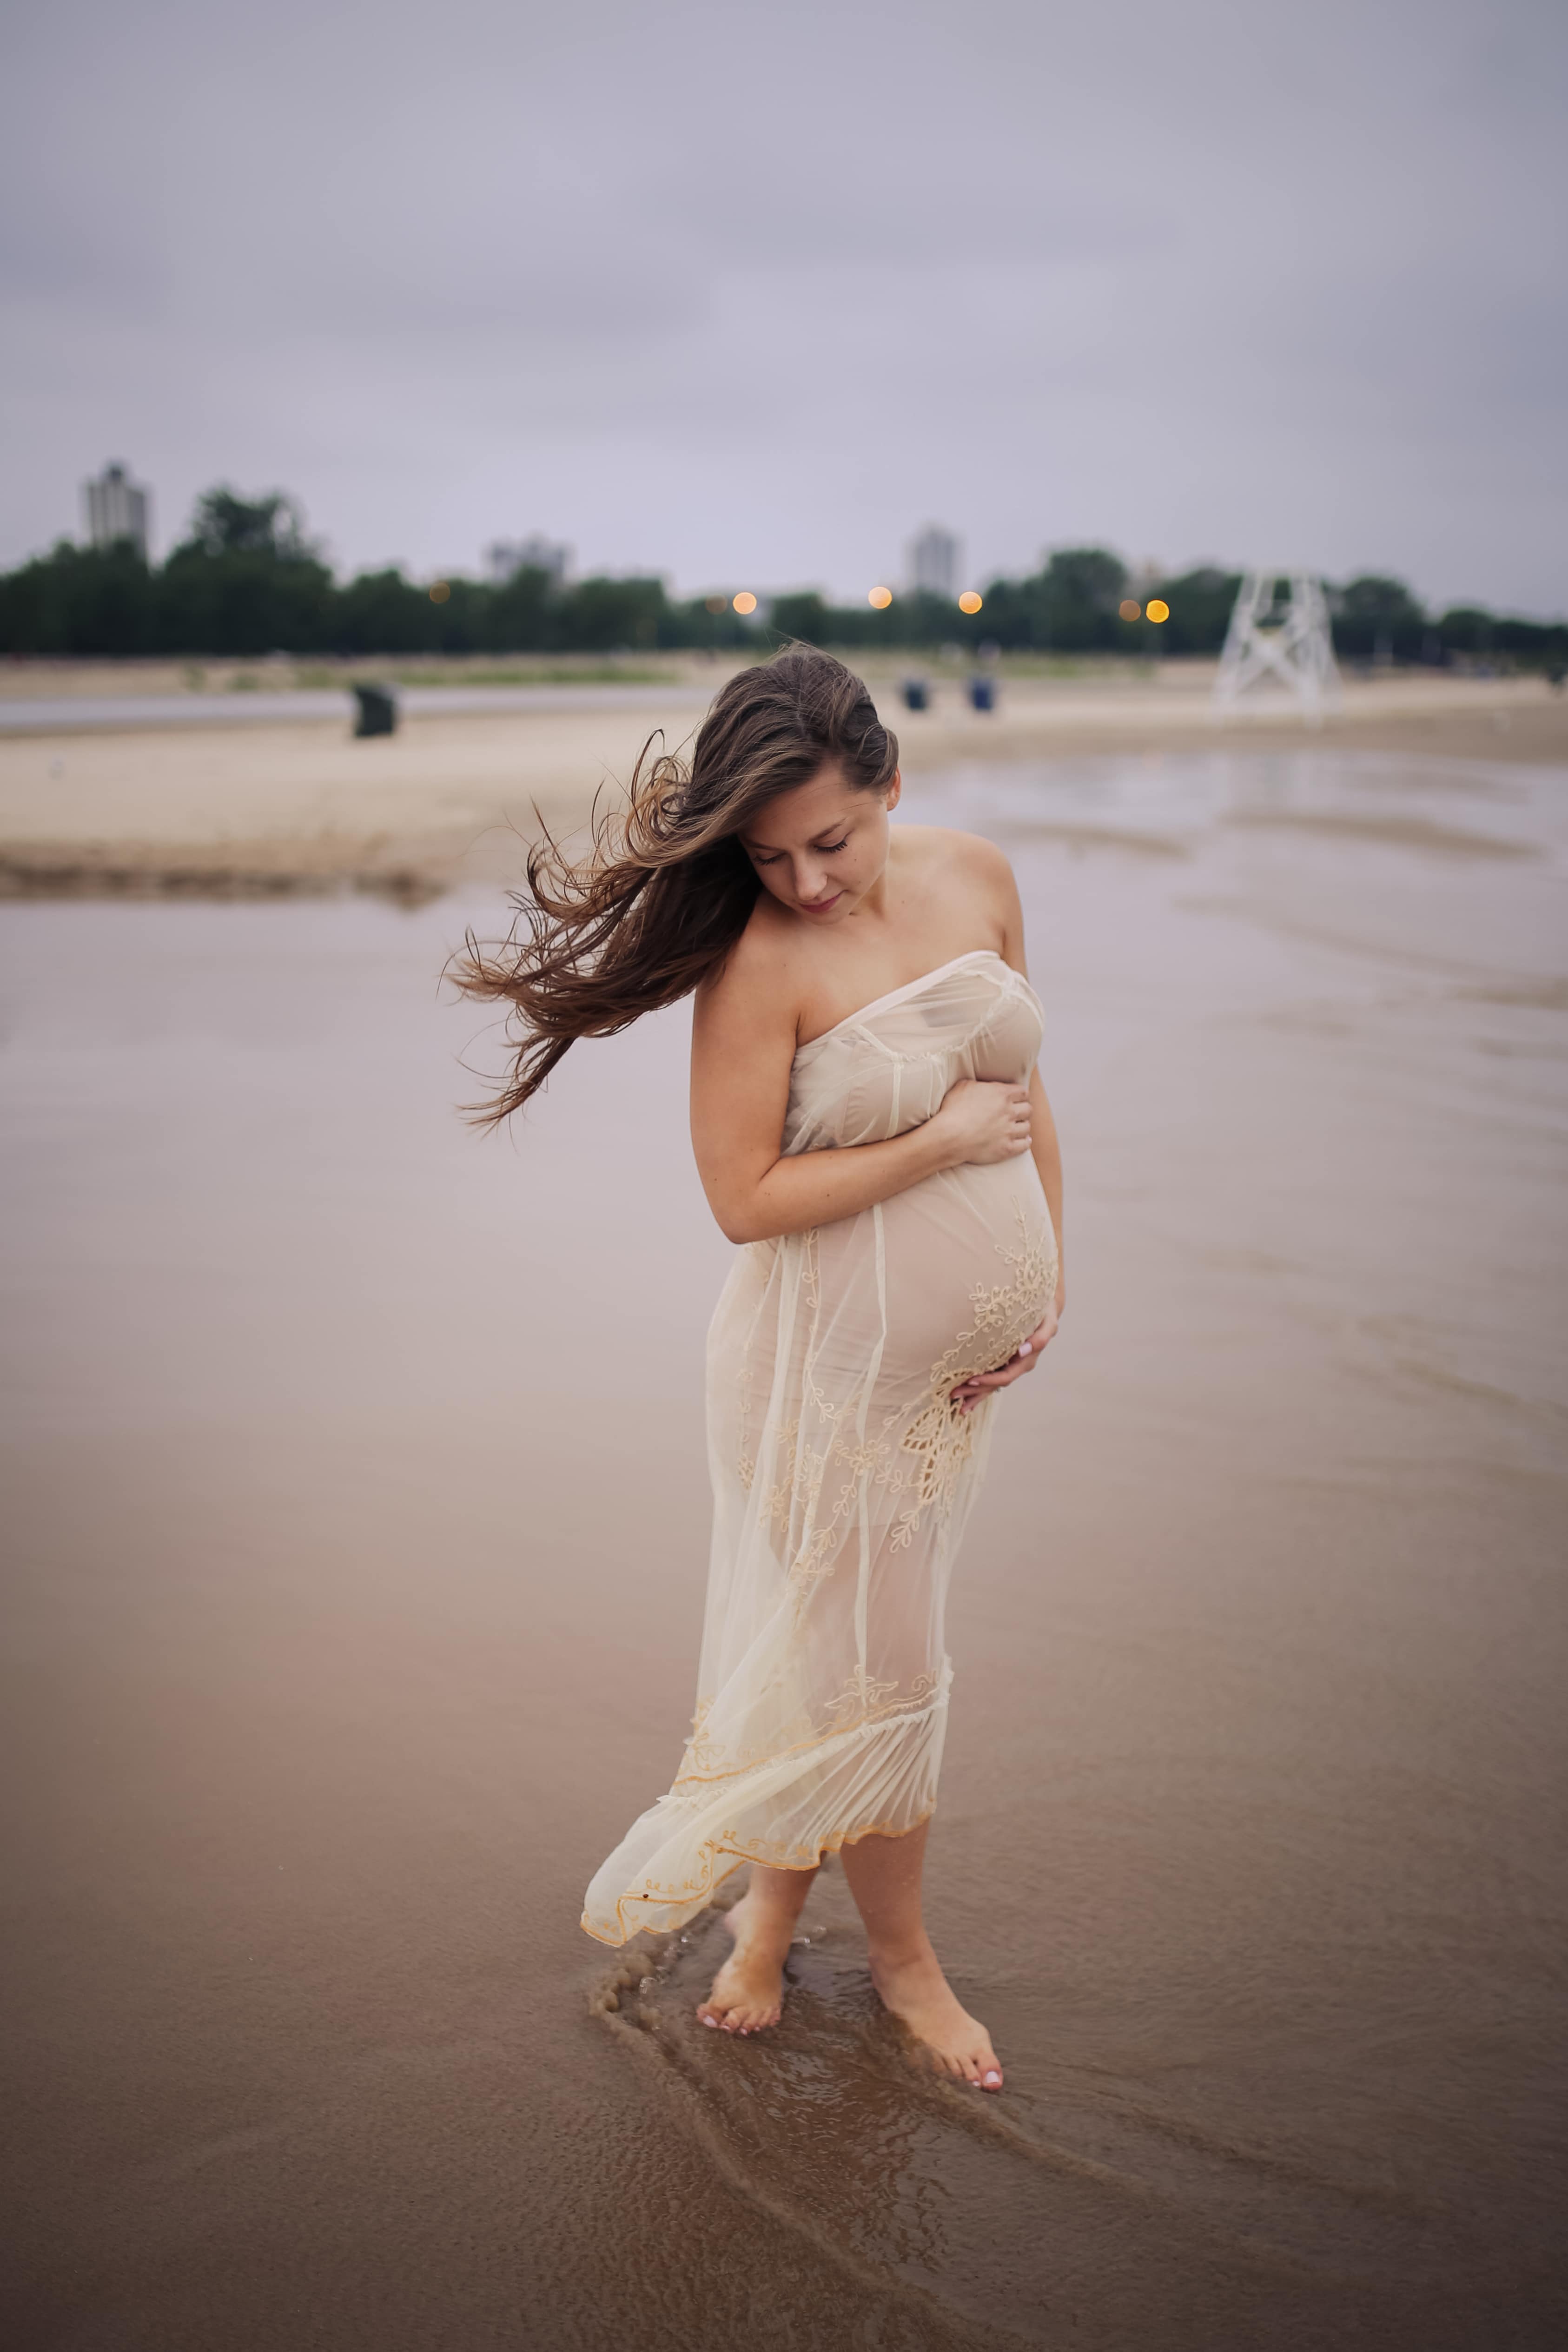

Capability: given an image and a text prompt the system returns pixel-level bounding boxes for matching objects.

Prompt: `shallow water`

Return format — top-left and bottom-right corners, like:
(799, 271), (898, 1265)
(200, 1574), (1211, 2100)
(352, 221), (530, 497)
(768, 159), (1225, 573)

(1, 748), (1566, 2348)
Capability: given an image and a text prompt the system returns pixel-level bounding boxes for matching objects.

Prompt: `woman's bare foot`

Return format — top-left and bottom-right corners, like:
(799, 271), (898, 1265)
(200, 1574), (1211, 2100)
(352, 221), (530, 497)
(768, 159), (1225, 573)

(696, 1891), (793, 2035)
(869, 1942), (1003, 2089)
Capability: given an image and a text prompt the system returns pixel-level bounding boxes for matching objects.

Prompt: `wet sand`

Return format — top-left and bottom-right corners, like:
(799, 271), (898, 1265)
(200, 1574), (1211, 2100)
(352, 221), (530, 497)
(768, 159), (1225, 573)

(2, 667), (1564, 900)
(1, 745), (1566, 2347)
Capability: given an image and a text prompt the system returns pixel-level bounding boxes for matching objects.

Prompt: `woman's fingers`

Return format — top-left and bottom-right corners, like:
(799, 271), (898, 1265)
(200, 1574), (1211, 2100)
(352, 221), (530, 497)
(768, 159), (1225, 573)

(950, 1357), (1034, 1407)
(949, 1304), (1063, 1409)
(950, 1315), (1060, 1407)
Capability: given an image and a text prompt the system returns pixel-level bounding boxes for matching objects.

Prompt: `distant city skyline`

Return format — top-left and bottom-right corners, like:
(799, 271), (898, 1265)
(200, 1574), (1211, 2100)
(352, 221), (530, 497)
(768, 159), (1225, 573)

(32, 461), (1565, 621)
(3, 2), (1563, 615)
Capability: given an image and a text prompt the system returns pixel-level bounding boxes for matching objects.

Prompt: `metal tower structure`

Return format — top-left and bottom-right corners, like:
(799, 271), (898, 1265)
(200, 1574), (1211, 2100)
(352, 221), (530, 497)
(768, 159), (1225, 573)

(1214, 573), (1340, 721)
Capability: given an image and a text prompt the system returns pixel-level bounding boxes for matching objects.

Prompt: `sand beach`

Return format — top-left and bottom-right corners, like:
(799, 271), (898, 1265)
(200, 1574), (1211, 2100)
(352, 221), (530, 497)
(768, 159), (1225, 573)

(1, 659), (1564, 900)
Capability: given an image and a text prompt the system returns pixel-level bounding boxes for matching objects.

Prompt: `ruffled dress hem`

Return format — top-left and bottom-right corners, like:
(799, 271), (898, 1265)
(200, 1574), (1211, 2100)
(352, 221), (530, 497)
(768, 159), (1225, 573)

(580, 1691), (946, 1945)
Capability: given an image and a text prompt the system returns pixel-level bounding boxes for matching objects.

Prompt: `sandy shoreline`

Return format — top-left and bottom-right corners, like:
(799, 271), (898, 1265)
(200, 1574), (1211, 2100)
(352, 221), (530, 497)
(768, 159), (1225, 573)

(1, 667), (1564, 900)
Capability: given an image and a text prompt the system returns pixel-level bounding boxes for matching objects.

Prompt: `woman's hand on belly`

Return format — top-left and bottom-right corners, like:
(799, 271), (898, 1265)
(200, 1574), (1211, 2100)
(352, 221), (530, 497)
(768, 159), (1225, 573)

(950, 1270), (1065, 1415)
(930, 1078), (1035, 1166)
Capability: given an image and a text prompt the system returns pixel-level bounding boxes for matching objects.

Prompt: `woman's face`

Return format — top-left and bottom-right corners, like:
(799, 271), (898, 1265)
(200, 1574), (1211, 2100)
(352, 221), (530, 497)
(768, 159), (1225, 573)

(738, 762), (901, 925)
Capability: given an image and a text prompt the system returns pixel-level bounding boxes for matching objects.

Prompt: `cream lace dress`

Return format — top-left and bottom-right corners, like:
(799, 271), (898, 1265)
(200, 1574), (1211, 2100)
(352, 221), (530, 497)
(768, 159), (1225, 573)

(582, 950), (1057, 1944)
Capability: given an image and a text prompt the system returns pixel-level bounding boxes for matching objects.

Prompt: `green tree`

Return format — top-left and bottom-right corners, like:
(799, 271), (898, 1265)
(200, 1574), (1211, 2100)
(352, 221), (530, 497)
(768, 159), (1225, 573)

(0, 541), (155, 656)
(766, 592), (838, 647)
(657, 595), (757, 651)
(332, 569), (437, 655)
(154, 484), (334, 654)
(560, 575), (667, 651)
(1146, 567), (1243, 656)
(978, 548), (1129, 652)
(1330, 575), (1426, 661)
(487, 565), (559, 652)
(184, 487), (314, 561)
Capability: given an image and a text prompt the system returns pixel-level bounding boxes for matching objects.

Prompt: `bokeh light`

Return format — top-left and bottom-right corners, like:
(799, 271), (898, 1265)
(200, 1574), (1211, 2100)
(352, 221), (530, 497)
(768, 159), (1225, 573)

(732, 591), (757, 615)
(704, 593), (727, 614)
(429, 581), (451, 605)
(868, 585), (893, 609)
(1118, 598), (1141, 621)
(1146, 598), (1170, 624)
(957, 591), (983, 615)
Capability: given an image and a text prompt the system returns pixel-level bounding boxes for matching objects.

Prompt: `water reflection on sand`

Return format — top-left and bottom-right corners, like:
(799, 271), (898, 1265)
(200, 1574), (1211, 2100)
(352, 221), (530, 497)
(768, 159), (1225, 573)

(1, 750), (1564, 2349)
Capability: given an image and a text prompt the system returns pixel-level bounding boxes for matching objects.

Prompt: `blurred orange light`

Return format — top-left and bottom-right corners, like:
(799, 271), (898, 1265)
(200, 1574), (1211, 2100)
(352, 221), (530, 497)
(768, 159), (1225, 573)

(868, 585), (893, 609)
(732, 591), (757, 615)
(957, 591), (983, 615)
(429, 581), (452, 605)
(1118, 598), (1141, 621)
(1146, 598), (1170, 624)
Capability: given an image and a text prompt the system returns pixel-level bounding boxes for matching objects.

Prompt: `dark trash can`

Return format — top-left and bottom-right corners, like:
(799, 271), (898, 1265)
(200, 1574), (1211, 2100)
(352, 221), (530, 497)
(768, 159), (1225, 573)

(967, 675), (995, 713)
(901, 678), (929, 712)
(352, 683), (398, 738)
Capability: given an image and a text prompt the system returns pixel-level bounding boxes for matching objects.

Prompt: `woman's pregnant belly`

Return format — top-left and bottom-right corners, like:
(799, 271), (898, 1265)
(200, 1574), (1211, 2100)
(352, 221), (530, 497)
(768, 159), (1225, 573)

(812, 1154), (1057, 1407)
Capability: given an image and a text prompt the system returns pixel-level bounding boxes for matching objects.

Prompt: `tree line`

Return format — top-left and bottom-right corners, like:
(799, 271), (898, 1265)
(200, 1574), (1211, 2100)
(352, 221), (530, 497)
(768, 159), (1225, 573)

(2, 487), (1562, 669)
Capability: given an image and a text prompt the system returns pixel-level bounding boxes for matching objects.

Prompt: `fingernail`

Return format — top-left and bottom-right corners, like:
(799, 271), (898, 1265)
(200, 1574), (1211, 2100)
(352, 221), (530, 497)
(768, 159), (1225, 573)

(1019, 1341), (1032, 1355)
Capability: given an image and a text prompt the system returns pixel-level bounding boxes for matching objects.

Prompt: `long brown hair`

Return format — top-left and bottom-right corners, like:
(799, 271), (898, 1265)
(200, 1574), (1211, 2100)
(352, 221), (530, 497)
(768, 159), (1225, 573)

(451, 647), (900, 1125)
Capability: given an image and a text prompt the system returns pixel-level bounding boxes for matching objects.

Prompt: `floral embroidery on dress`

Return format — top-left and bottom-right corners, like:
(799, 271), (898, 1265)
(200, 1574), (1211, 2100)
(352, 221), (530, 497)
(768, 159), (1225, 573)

(673, 1659), (949, 1790)
(891, 1204), (1056, 1547)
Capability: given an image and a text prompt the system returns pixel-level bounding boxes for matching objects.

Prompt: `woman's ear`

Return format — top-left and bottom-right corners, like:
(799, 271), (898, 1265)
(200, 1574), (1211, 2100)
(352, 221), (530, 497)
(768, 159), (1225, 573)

(884, 771), (902, 813)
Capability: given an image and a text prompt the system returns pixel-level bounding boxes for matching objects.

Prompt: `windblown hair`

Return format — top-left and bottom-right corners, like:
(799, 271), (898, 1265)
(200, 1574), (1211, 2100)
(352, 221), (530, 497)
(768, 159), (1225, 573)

(451, 646), (900, 1125)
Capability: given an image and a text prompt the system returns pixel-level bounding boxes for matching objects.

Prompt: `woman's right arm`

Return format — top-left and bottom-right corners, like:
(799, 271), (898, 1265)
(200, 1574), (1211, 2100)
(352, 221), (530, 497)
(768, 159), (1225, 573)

(689, 947), (1032, 1246)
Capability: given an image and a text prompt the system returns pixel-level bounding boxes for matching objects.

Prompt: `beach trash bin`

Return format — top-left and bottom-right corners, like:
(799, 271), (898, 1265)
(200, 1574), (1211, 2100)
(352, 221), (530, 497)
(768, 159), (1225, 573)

(352, 683), (398, 738)
(968, 675), (995, 713)
(901, 678), (929, 712)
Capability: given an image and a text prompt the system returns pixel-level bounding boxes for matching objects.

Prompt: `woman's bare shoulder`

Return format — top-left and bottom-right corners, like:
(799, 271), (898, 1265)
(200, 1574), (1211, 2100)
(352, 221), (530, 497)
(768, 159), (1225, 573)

(895, 823), (1018, 895)
(696, 894), (806, 1031)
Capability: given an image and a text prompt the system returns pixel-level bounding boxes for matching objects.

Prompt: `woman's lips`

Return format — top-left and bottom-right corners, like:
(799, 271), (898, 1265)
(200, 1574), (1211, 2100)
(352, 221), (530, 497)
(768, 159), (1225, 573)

(799, 892), (843, 915)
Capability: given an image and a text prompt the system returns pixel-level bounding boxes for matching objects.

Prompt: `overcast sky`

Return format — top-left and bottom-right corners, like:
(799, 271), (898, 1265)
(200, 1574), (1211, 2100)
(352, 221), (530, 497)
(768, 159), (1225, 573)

(2, 0), (1563, 612)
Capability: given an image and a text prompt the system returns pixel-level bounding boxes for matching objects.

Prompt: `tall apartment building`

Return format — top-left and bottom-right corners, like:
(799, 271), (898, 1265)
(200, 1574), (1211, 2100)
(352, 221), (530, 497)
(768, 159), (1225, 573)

(906, 523), (961, 600)
(83, 462), (150, 558)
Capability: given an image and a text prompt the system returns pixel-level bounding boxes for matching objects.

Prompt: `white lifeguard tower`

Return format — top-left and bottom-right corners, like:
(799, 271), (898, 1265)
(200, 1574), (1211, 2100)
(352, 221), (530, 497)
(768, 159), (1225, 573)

(1214, 572), (1340, 723)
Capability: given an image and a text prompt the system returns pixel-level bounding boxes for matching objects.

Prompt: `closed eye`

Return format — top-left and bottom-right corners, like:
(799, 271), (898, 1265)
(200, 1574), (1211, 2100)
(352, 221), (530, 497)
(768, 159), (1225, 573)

(750, 836), (849, 866)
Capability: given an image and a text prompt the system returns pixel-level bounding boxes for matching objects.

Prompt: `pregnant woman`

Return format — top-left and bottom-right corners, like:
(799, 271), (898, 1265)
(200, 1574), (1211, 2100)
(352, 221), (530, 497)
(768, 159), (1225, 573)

(457, 649), (1063, 2092)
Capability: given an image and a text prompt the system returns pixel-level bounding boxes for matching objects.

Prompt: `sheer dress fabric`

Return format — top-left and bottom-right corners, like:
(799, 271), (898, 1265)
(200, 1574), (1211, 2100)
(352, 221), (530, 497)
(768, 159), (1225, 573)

(582, 951), (1057, 1944)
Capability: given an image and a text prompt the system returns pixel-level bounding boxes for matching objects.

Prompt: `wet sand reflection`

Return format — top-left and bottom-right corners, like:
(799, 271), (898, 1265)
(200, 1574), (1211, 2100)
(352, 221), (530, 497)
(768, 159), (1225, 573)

(0, 749), (1564, 2348)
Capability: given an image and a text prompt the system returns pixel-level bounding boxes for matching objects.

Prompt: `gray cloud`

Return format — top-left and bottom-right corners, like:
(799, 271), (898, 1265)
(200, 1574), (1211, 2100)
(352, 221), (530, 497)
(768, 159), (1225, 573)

(1, 0), (1563, 610)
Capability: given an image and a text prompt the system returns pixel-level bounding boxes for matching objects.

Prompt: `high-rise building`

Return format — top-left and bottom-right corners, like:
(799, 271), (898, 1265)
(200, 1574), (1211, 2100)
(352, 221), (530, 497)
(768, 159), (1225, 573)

(83, 462), (150, 558)
(906, 523), (961, 600)
(486, 534), (572, 585)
